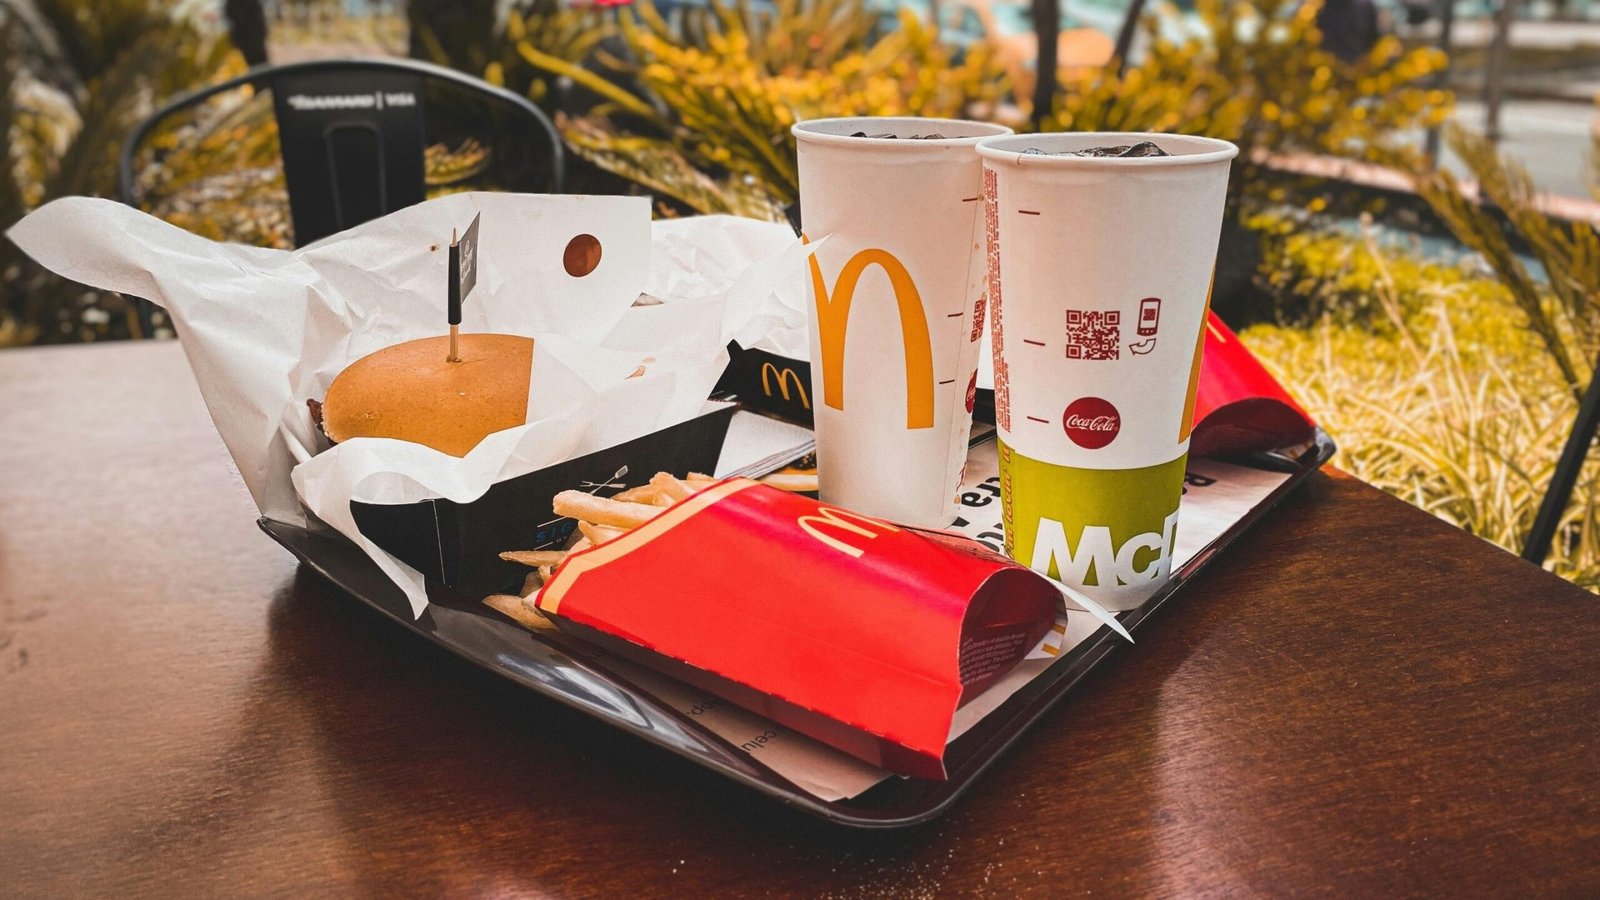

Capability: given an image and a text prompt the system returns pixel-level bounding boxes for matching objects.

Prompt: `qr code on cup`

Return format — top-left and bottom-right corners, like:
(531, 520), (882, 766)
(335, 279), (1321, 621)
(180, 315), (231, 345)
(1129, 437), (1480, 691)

(1066, 309), (1120, 360)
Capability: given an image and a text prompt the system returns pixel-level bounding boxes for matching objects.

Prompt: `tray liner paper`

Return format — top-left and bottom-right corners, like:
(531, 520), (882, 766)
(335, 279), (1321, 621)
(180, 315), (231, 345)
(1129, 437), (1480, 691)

(534, 479), (1060, 779)
(517, 442), (1301, 802)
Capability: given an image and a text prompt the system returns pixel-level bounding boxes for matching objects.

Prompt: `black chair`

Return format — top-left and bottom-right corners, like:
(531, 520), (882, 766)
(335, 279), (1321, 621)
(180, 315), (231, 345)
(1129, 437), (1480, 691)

(119, 57), (564, 334)
(1523, 354), (1600, 566)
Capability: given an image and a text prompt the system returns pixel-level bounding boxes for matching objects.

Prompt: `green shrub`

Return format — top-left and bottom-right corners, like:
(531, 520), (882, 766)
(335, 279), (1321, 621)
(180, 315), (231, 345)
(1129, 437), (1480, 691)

(1, 1), (234, 343)
(1247, 211), (1510, 327)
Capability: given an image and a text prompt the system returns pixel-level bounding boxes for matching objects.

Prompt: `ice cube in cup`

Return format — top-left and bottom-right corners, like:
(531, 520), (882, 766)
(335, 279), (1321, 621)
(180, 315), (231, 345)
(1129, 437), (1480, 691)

(1014, 140), (1174, 158)
(1064, 141), (1172, 158)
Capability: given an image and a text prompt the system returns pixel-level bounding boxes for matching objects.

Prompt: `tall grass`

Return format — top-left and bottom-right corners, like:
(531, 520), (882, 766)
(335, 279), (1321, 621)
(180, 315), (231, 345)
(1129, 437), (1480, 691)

(1244, 229), (1600, 589)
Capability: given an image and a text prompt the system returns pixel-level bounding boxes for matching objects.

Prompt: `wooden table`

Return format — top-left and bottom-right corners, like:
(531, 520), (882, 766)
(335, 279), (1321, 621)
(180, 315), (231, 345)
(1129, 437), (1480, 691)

(3, 341), (1597, 897)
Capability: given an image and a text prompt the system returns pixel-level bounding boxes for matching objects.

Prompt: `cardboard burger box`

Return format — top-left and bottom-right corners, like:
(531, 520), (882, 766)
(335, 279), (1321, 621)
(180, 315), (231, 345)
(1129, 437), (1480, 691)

(350, 405), (736, 598)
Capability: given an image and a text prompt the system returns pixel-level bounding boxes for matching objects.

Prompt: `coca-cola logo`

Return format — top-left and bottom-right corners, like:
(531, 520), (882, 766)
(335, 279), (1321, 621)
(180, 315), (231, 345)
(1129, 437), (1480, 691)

(1063, 397), (1120, 449)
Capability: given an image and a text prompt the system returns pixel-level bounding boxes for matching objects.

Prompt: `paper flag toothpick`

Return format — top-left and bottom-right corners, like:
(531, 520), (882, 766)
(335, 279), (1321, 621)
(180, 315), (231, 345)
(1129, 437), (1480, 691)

(448, 212), (482, 326)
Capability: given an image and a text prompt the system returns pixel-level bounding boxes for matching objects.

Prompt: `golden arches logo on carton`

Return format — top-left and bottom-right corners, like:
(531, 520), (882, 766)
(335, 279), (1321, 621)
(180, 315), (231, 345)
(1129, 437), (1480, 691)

(797, 506), (901, 558)
(803, 237), (935, 429)
(759, 361), (810, 409)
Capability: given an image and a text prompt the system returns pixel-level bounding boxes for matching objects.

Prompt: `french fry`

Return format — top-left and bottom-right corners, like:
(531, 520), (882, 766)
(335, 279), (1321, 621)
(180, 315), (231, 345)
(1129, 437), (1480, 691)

(613, 483), (665, 504)
(615, 484), (678, 507)
(760, 471), (819, 493)
(649, 471), (693, 501)
(501, 549), (568, 567)
(552, 490), (661, 529)
(489, 471), (706, 635)
(579, 520), (626, 545)
(483, 594), (555, 630)
(484, 593), (522, 615)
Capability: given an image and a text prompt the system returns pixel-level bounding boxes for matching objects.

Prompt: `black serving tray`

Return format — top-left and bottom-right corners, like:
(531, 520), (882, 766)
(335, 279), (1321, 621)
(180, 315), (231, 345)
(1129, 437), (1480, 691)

(260, 429), (1335, 829)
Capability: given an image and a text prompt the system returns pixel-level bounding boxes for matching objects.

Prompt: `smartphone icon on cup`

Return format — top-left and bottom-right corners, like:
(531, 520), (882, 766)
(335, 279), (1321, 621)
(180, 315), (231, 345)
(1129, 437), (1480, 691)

(1138, 297), (1161, 337)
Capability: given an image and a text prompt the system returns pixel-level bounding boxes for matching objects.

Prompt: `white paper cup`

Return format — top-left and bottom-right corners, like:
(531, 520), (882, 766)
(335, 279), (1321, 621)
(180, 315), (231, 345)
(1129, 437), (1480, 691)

(794, 117), (1013, 527)
(976, 132), (1238, 609)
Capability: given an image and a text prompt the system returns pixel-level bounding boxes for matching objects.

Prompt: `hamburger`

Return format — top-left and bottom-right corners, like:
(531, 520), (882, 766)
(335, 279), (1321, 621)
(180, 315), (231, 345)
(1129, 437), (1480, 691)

(317, 333), (534, 457)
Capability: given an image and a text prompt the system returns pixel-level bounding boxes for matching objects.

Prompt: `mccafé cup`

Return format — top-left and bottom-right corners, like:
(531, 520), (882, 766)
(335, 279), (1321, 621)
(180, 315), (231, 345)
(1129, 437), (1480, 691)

(793, 117), (1013, 527)
(975, 132), (1239, 610)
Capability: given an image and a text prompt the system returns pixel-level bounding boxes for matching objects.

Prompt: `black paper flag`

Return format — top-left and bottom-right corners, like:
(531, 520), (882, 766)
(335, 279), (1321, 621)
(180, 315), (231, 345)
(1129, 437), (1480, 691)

(448, 212), (481, 326)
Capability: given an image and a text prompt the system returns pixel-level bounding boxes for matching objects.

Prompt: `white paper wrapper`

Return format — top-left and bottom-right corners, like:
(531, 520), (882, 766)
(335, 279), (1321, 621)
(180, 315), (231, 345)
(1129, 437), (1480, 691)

(8, 193), (807, 616)
(647, 214), (814, 356)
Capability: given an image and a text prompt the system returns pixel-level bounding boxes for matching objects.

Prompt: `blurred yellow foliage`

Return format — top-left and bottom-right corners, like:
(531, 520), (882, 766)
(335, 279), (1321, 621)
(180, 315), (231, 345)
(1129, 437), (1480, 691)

(1048, 0), (1451, 172)
(1248, 210), (1508, 327)
(509, 0), (1008, 211)
(623, 1), (1008, 203)
(131, 77), (292, 249)
(1416, 125), (1600, 401)
(491, 0), (617, 105)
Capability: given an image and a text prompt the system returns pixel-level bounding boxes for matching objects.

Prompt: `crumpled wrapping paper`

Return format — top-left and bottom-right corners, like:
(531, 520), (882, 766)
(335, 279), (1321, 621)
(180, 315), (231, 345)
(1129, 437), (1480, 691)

(8, 192), (808, 615)
(655, 218), (814, 360)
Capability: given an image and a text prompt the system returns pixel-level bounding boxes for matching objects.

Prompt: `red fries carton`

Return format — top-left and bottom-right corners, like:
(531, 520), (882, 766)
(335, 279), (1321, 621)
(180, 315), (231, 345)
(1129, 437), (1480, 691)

(1189, 312), (1316, 457)
(534, 479), (1059, 779)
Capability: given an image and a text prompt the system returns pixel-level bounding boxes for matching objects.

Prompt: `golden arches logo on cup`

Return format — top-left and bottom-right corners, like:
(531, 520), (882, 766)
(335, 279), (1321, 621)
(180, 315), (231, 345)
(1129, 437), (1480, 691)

(793, 117), (1011, 529)
(805, 242), (935, 430)
(1062, 397), (1120, 449)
